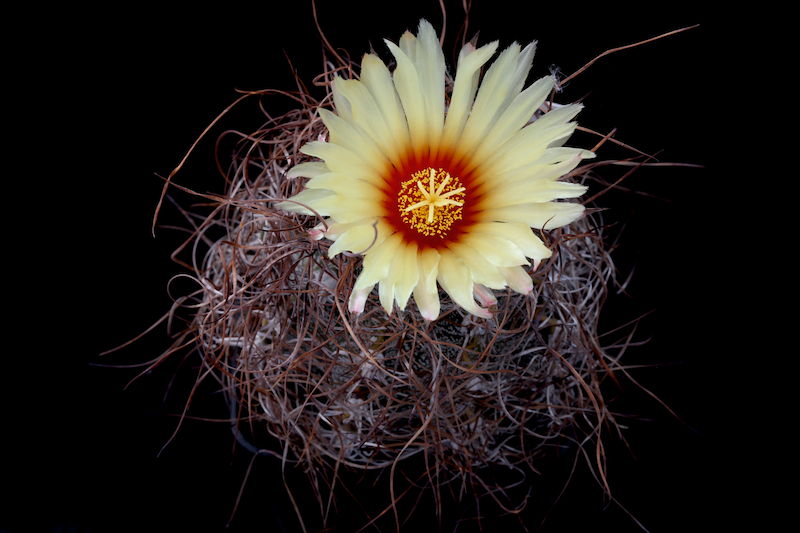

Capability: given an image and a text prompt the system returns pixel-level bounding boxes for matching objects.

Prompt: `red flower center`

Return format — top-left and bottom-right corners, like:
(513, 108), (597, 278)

(383, 152), (480, 250)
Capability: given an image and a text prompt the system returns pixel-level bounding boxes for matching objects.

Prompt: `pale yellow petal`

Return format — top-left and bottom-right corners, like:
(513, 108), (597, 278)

(475, 148), (593, 194)
(377, 241), (420, 314)
(412, 247), (441, 321)
(472, 127), (583, 189)
(441, 40), (498, 151)
(495, 152), (589, 191)
(528, 103), (584, 134)
(498, 266), (533, 294)
(276, 188), (335, 215)
(309, 194), (386, 223)
(322, 219), (346, 240)
(479, 201), (585, 230)
(385, 39), (428, 160)
(476, 179), (588, 210)
(378, 271), (395, 315)
(413, 20), (445, 157)
(473, 142), (546, 189)
(508, 41), (537, 97)
(466, 222), (552, 267)
(528, 104), (586, 151)
(464, 75), (555, 174)
(360, 54), (412, 162)
(393, 242), (420, 312)
(333, 77), (404, 169)
(471, 104), (586, 184)
(331, 77), (353, 123)
(475, 42), (524, 115)
(353, 232), (403, 291)
(317, 108), (392, 174)
(328, 219), (391, 258)
(447, 242), (507, 289)
(437, 250), (492, 318)
(300, 141), (387, 188)
(398, 29), (416, 61)
(322, 218), (384, 241)
(459, 232), (528, 267)
(453, 43), (521, 163)
(304, 172), (386, 201)
(286, 161), (329, 179)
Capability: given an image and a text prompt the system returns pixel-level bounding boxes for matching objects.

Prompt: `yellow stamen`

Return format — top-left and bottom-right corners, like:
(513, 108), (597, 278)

(398, 167), (466, 238)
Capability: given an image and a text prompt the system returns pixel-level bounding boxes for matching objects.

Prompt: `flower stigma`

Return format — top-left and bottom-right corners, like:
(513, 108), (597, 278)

(398, 167), (466, 238)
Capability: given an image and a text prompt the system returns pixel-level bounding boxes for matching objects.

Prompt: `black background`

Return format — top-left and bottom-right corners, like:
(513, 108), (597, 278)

(6, 2), (739, 532)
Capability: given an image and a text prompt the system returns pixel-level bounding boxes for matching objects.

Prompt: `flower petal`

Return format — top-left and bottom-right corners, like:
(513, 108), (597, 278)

(317, 108), (392, 174)
(508, 41), (537, 98)
(349, 283), (374, 314)
(333, 77), (405, 170)
(304, 172), (386, 201)
(475, 148), (594, 195)
(498, 266), (533, 294)
(528, 102), (585, 133)
(453, 43), (522, 164)
(353, 232), (403, 292)
(476, 177), (588, 210)
(276, 188), (335, 215)
(286, 161), (329, 179)
(466, 222), (552, 268)
(301, 141), (387, 188)
(459, 232), (528, 267)
(399, 29), (416, 60)
(412, 247), (441, 321)
(472, 104), (586, 185)
(328, 219), (392, 258)
(378, 241), (421, 314)
(473, 283), (498, 308)
(464, 75), (555, 174)
(306, 194), (387, 223)
(441, 40), (498, 152)
(378, 272), (395, 314)
(437, 251), (492, 318)
(360, 53), (412, 165)
(393, 242), (421, 312)
(480, 201), (585, 230)
(447, 242), (507, 289)
(412, 20), (445, 158)
(331, 76), (353, 123)
(384, 39), (428, 161)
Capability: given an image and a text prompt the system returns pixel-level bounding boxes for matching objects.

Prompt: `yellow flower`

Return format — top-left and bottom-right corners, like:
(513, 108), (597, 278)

(279, 20), (593, 320)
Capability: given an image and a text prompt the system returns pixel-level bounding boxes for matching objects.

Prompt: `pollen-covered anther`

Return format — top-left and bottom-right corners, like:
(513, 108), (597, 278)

(398, 167), (466, 238)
